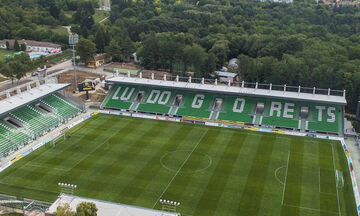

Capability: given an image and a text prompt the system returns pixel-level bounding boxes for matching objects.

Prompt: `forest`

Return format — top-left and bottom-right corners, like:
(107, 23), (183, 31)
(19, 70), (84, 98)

(0, 0), (360, 113)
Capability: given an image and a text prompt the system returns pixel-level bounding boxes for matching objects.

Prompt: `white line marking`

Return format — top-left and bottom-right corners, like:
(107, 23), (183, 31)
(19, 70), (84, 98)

(319, 167), (321, 193)
(0, 181), (54, 194)
(66, 129), (121, 171)
(160, 150), (212, 173)
(281, 151), (290, 205)
(290, 151), (332, 158)
(331, 143), (342, 216)
(152, 129), (208, 208)
(25, 163), (68, 172)
(274, 165), (286, 185)
(283, 204), (339, 215)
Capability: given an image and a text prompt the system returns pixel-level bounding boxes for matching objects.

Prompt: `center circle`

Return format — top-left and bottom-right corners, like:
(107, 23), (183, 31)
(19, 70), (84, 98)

(160, 150), (212, 173)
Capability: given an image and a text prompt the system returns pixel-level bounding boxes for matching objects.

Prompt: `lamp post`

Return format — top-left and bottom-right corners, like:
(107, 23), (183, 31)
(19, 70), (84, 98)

(159, 199), (180, 215)
(58, 182), (77, 195)
(69, 33), (79, 92)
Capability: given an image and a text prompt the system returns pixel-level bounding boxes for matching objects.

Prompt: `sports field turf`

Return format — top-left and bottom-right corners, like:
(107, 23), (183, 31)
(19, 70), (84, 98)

(0, 114), (357, 215)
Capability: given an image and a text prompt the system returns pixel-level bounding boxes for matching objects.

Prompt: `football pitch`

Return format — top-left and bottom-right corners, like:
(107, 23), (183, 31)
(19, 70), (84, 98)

(0, 114), (357, 215)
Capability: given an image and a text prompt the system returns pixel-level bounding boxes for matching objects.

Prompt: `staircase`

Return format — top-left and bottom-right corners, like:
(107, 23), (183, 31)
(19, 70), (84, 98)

(209, 110), (220, 121)
(168, 106), (179, 116)
(129, 102), (140, 112)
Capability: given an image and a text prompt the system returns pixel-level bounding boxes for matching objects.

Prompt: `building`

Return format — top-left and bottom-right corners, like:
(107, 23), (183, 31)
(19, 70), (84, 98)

(228, 58), (239, 70)
(0, 39), (61, 53)
(260, 0), (293, 3)
(215, 71), (238, 83)
(87, 54), (107, 68)
(46, 194), (179, 216)
(99, 0), (111, 10)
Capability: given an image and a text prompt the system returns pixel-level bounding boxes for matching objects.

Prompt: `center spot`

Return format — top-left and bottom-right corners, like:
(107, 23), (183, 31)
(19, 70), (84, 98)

(160, 150), (212, 173)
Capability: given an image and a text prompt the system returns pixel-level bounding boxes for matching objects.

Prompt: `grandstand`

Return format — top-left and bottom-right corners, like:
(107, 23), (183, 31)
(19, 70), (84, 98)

(0, 82), (84, 157)
(102, 74), (346, 135)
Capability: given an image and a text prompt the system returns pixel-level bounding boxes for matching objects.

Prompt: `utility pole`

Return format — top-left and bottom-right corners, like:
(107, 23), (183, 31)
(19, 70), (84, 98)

(69, 33), (79, 92)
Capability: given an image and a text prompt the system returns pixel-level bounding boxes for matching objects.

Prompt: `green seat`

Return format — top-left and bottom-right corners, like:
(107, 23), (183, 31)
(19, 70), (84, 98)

(218, 96), (256, 123)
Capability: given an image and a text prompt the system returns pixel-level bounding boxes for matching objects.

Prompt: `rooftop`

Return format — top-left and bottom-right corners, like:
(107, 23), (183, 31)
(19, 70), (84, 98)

(106, 75), (347, 105)
(0, 39), (61, 49)
(0, 83), (70, 116)
(215, 71), (238, 78)
(46, 194), (179, 216)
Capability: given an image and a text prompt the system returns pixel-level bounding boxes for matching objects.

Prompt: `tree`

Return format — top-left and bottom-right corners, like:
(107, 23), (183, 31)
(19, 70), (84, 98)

(7, 53), (32, 83)
(54, 203), (76, 216)
(201, 53), (217, 77)
(0, 63), (15, 84)
(73, 1), (95, 37)
(50, 4), (61, 19)
(76, 38), (96, 64)
(9, 61), (26, 83)
(94, 26), (107, 53)
(209, 40), (230, 69)
(76, 202), (97, 216)
(20, 43), (26, 51)
(105, 39), (124, 62)
(14, 40), (20, 51)
(183, 44), (206, 76)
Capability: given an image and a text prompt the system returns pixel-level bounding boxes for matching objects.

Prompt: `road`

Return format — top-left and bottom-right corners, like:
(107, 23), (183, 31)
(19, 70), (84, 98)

(0, 59), (113, 93)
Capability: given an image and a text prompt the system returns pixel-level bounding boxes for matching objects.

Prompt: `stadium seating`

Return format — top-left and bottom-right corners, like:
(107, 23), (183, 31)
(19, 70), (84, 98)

(217, 96), (256, 123)
(0, 93), (83, 157)
(103, 83), (343, 134)
(307, 104), (341, 133)
(176, 92), (214, 119)
(0, 123), (30, 156)
(102, 85), (136, 110)
(42, 93), (82, 118)
(137, 87), (176, 114)
(261, 99), (300, 129)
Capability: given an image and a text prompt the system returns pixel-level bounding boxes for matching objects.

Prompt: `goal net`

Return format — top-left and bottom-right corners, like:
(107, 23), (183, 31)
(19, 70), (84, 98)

(336, 170), (344, 189)
(51, 133), (65, 147)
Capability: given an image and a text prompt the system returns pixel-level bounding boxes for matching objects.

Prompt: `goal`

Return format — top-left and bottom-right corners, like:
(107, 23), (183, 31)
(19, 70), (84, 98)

(336, 170), (344, 189)
(51, 133), (65, 147)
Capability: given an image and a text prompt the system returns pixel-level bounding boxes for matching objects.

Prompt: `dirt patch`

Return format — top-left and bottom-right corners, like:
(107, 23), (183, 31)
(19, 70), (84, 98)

(76, 88), (107, 102)
(105, 62), (140, 69)
(56, 70), (108, 102)
(57, 70), (101, 92)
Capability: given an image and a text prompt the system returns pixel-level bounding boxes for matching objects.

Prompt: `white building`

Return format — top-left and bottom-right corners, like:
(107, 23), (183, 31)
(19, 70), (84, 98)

(260, 0), (293, 3)
(215, 71), (238, 83)
(228, 58), (240, 70)
(46, 194), (179, 216)
(0, 39), (61, 53)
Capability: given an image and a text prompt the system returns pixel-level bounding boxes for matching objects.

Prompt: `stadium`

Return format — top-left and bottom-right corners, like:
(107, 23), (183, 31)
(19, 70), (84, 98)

(0, 72), (359, 216)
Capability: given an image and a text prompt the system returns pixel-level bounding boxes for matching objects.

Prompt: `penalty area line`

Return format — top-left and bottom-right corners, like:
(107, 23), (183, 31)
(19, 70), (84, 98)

(283, 204), (339, 215)
(331, 143), (342, 216)
(152, 129), (208, 209)
(281, 151), (290, 205)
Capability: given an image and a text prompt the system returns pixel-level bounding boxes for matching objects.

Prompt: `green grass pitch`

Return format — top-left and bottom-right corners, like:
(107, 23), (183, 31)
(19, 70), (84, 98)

(0, 114), (357, 215)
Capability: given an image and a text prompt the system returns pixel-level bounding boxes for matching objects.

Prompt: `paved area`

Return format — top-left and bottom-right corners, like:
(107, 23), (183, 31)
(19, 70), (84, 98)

(345, 137), (360, 193)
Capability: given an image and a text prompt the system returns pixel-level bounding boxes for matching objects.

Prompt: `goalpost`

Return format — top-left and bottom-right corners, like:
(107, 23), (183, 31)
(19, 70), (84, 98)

(51, 133), (66, 147)
(336, 170), (344, 189)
